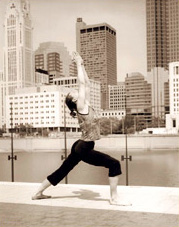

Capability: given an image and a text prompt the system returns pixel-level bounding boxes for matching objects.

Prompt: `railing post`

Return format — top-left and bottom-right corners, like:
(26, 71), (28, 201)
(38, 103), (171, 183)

(63, 102), (68, 184)
(8, 102), (17, 182)
(121, 94), (132, 186)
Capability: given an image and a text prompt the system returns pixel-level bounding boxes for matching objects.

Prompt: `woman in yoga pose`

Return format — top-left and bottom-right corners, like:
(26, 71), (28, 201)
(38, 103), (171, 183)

(32, 52), (122, 205)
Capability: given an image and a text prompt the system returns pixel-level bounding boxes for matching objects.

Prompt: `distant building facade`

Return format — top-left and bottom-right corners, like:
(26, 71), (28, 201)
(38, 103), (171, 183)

(35, 69), (49, 85)
(35, 42), (76, 81)
(6, 85), (79, 131)
(166, 62), (179, 133)
(125, 73), (152, 124)
(54, 76), (101, 113)
(76, 18), (117, 110)
(147, 67), (169, 122)
(108, 82), (125, 110)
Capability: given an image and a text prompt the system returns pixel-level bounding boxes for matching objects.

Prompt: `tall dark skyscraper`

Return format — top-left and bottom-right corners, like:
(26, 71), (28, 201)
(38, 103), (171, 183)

(146, 0), (179, 72)
(76, 18), (117, 110)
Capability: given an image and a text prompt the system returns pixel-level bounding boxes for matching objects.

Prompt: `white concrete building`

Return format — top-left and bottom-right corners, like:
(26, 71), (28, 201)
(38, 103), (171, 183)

(166, 62), (179, 133)
(54, 77), (101, 113)
(6, 85), (79, 131)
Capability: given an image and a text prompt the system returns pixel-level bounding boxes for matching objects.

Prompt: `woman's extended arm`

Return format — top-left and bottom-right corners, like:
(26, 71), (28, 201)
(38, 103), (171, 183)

(82, 64), (90, 104)
(73, 52), (89, 113)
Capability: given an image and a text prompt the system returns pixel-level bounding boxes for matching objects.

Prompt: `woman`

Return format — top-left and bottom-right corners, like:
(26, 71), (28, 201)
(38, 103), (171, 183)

(32, 52), (122, 205)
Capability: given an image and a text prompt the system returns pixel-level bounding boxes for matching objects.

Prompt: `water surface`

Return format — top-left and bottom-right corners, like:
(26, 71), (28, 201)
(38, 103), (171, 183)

(0, 150), (178, 187)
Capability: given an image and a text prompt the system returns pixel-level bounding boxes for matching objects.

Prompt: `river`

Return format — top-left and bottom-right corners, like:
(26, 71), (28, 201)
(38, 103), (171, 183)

(0, 149), (178, 187)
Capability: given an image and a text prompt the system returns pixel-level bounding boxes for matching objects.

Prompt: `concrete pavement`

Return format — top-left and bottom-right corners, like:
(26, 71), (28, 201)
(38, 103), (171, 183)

(0, 182), (178, 227)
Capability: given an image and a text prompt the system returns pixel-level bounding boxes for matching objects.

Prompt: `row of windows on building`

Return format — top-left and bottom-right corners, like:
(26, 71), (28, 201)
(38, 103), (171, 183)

(15, 116), (55, 120)
(173, 108), (179, 112)
(13, 122), (56, 126)
(11, 100), (55, 105)
(173, 89), (179, 93)
(7, 30), (16, 47)
(7, 14), (16, 26)
(12, 105), (56, 110)
(80, 26), (116, 36)
(173, 92), (179, 96)
(13, 110), (55, 115)
(12, 120), (77, 127)
(173, 78), (179, 82)
(54, 79), (77, 85)
(110, 93), (125, 95)
(9, 94), (55, 99)
(173, 102), (179, 106)
(101, 112), (125, 117)
(11, 105), (56, 111)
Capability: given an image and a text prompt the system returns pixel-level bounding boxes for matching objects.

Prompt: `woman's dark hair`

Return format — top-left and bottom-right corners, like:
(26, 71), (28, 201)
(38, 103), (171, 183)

(65, 93), (77, 118)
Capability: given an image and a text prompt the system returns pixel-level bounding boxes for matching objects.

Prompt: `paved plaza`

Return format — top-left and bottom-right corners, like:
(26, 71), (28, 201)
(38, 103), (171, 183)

(0, 182), (178, 227)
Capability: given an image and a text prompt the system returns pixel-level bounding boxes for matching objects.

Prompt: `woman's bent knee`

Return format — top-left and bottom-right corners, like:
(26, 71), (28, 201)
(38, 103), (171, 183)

(109, 160), (122, 177)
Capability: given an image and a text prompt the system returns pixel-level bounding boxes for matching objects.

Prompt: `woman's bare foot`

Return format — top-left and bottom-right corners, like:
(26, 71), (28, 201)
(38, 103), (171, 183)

(32, 192), (51, 200)
(110, 197), (132, 206)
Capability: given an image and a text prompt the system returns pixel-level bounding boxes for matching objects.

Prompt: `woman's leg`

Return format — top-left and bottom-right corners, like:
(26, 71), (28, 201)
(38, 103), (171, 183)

(109, 176), (119, 204)
(47, 151), (81, 186)
(81, 150), (121, 203)
(32, 140), (81, 200)
(32, 179), (51, 200)
(75, 141), (122, 203)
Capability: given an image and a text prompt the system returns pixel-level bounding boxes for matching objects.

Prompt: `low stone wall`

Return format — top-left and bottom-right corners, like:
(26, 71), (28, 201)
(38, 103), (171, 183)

(0, 134), (179, 153)
(95, 134), (179, 152)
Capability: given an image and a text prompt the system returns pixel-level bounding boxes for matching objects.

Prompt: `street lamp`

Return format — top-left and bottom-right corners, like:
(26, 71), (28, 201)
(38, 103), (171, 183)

(8, 102), (17, 182)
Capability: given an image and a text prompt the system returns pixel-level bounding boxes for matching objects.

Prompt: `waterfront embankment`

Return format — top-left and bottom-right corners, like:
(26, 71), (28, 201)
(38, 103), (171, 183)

(0, 182), (178, 227)
(0, 134), (179, 153)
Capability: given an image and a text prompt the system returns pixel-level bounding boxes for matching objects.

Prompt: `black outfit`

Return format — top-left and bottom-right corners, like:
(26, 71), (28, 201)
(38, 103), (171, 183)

(47, 139), (122, 186)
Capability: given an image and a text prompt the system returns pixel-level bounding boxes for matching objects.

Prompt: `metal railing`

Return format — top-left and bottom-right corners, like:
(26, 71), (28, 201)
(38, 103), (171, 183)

(121, 95), (132, 186)
(8, 102), (17, 182)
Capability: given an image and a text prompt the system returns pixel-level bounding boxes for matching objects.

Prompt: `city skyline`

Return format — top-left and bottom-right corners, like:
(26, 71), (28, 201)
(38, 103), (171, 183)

(0, 0), (147, 82)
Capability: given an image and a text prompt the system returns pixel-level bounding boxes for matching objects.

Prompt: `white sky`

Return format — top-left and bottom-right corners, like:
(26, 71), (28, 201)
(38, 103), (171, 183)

(0, 0), (147, 81)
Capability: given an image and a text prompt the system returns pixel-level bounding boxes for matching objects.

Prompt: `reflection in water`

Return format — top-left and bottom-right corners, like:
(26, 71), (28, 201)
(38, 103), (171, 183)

(0, 150), (178, 187)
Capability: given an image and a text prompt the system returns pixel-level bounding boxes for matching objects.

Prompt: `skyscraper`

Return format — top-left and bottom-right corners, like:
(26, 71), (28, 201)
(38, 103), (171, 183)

(167, 0), (179, 64)
(76, 18), (117, 110)
(1, 0), (34, 127)
(3, 0), (34, 95)
(146, 0), (179, 72)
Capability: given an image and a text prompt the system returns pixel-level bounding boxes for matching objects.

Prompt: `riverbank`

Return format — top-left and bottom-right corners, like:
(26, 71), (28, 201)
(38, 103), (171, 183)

(0, 134), (179, 153)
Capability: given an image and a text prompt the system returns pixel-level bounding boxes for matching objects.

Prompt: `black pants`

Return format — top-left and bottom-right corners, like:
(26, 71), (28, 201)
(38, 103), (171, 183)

(47, 140), (122, 186)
